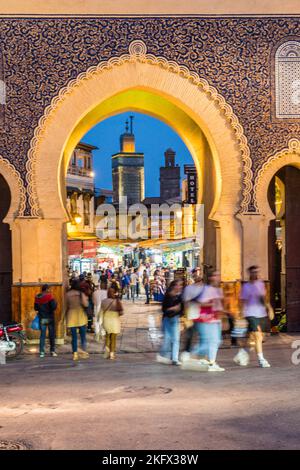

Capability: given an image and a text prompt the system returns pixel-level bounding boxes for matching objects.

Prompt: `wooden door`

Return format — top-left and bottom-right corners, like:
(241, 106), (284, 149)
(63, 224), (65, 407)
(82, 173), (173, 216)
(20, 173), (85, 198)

(0, 174), (12, 323)
(285, 166), (300, 332)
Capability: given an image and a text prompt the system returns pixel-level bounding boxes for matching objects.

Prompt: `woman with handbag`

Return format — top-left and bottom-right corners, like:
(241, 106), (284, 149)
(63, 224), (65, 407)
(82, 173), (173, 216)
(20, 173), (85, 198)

(100, 286), (124, 360)
(66, 280), (89, 361)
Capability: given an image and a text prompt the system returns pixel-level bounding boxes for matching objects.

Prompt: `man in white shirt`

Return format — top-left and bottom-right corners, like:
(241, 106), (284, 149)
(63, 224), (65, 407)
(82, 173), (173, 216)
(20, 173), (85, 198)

(234, 265), (270, 368)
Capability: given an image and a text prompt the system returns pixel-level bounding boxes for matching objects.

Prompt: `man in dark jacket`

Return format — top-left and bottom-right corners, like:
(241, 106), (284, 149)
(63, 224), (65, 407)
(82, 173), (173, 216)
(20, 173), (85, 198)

(34, 284), (57, 358)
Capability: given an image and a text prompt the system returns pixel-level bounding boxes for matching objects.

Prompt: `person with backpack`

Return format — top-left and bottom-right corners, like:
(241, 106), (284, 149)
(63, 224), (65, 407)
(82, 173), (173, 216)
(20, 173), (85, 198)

(34, 284), (58, 358)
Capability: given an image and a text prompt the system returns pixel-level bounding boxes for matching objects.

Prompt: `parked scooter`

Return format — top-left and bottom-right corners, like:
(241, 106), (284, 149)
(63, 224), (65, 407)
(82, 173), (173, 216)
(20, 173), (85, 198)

(0, 322), (25, 359)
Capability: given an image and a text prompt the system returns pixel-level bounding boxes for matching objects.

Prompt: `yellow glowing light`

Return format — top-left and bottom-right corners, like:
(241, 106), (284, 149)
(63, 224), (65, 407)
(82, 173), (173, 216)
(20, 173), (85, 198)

(74, 213), (82, 225)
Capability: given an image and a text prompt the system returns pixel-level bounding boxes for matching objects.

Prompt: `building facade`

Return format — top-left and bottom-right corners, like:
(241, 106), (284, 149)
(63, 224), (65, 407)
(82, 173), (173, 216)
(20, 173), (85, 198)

(112, 118), (145, 205)
(1, 1), (300, 333)
(66, 142), (97, 236)
(160, 149), (181, 200)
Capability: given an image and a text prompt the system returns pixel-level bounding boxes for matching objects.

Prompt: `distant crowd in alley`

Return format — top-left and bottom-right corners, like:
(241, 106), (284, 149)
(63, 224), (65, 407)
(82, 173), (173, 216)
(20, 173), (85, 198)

(33, 264), (273, 370)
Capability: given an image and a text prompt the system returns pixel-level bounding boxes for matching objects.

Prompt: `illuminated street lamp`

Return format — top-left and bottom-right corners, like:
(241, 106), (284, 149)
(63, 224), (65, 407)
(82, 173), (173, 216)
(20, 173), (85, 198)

(74, 213), (82, 225)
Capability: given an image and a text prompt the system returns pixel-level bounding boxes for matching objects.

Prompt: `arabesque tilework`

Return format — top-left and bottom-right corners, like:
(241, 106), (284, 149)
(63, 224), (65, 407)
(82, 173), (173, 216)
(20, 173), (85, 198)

(0, 17), (299, 212)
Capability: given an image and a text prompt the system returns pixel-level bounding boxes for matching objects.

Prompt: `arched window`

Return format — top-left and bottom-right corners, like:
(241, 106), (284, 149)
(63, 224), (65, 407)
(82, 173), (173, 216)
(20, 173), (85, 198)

(275, 41), (300, 118)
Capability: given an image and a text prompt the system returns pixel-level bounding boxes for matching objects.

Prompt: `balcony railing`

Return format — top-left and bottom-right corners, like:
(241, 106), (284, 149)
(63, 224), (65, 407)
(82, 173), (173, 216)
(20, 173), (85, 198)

(67, 166), (93, 177)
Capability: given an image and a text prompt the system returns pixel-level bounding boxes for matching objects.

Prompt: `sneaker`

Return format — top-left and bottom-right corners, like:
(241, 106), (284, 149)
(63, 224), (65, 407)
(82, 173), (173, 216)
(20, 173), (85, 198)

(73, 352), (79, 361)
(39, 352), (45, 358)
(172, 360), (182, 366)
(180, 351), (191, 362)
(156, 354), (172, 365)
(208, 362), (225, 372)
(198, 358), (210, 365)
(259, 358), (271, 368)
(50, 351), (58, 357)
(233, 349), (249, 366)
(109, 352), (116, 360)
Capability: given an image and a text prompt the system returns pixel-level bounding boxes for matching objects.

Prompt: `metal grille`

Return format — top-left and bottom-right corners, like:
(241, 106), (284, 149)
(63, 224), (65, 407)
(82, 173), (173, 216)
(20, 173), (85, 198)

(275, 41), (300, 118)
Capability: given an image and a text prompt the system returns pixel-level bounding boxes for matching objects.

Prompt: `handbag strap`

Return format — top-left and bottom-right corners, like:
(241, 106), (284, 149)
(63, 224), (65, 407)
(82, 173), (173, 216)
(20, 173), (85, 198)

(102, 299), (115, 316)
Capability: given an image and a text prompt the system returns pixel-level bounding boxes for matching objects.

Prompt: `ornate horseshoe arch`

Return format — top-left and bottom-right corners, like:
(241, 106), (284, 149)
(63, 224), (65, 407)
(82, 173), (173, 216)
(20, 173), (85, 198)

(0, 156), (26, 222)
(254, 138), (300, 218)
(25, 40), (253, 219)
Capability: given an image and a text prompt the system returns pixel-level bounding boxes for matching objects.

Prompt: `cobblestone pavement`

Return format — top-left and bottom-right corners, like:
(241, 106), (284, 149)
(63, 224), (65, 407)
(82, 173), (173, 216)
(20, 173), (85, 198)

(26, 298), (164, 355)
(1, 299), (300, 450)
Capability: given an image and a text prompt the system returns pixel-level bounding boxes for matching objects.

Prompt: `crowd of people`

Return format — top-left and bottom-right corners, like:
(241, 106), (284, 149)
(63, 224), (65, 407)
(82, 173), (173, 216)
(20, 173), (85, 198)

(33, 264), (272, 370)
(156, 265), (272, 371)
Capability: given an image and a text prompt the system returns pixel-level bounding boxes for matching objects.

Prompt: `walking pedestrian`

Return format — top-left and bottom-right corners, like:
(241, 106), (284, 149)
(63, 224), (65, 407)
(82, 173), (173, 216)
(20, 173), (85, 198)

(234, 265), (271, 368)
(122, 270), (131, 300)
(143, 269), (151, 304)
(130, 269), (138, 302)
(181, 270), (204, 361)
(152, 272), (165, 302)
(100, 286), (124, 360)
(34, 284), (58, 358)
(156, 279), (184, 366)
(93, 280), (108, 341)
(193, 271), (225, 372)
(66, 280), (89, 361)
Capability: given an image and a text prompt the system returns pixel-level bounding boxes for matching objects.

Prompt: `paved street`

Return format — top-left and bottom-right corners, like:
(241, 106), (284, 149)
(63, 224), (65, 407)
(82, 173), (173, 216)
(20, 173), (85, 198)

(1, 300), (300, 450)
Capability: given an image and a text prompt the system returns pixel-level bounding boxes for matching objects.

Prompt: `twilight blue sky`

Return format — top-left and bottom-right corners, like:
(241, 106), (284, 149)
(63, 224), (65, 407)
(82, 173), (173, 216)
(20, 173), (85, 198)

(83, 112), (193, 197)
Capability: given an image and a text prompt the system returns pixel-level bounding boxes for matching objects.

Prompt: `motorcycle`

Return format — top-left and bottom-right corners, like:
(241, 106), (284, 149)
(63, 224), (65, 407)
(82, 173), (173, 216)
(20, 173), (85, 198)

(0, 321), (25, 359)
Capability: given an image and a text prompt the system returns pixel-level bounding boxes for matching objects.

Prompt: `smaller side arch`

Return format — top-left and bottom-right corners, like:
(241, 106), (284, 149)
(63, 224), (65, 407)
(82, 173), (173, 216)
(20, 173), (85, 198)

(254, 138), (300, 220)
(0, 156), (26, 224)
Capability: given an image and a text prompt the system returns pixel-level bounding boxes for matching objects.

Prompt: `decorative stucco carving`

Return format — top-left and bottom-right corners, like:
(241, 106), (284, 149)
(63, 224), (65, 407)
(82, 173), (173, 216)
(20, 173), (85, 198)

(0, 155), (26, 218)
(254, 138), (300, 212)
(275, 40), (300, 119)
(26, 40), (253, 217)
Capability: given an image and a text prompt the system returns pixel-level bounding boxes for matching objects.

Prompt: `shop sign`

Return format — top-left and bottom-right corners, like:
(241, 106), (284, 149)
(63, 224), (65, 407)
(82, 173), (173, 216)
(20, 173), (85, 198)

(83, 240), (97, 258)
(184, 165), (198, 204)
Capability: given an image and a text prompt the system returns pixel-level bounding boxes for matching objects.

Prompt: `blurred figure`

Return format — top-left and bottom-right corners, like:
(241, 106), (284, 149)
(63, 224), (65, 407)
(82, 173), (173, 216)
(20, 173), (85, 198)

(109, 274), (120, 292)
(130, 269), (138, 302)
(100, 286), (124, 360)
(193, 270), (225, 372)
(66, 280), (89, 361)
(92, 270), (100, 288)
(152, 272), (165, 302)
(234, 266), (271, 368)
(93, 280), (108, 341)
(143, 269), (151, 304)
(156, 280), (184, 366)
(164, 267), (172, 288)
(122, 270), (131, 300)
(181, 269), (204, 359)
(69, 270), (79, 287)
(85, 273), (96, 332)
